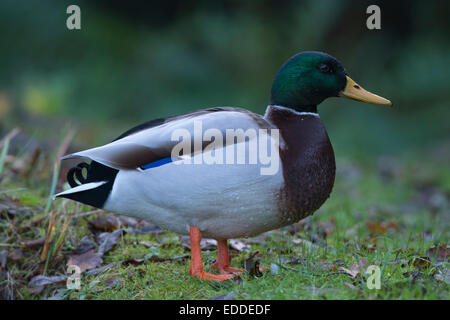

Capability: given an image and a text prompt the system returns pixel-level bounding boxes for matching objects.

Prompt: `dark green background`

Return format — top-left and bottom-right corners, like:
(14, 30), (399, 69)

(1, 0), (449, 158)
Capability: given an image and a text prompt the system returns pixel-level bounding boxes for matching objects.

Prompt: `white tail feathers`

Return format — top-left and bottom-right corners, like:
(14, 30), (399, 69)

(53, 181), (107, 200)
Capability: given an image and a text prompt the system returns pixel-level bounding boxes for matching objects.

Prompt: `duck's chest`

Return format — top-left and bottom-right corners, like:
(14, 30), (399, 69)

(266, 108), (336, 224)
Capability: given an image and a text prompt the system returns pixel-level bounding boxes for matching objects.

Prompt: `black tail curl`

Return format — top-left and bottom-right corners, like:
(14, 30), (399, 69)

(67, 162), (90, 187)
(66, 161), (119, 187)
(62, 161), (119, 208)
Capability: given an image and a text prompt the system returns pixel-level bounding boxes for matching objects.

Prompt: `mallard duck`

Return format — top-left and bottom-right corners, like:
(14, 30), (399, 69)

(55, 51), (391, 281)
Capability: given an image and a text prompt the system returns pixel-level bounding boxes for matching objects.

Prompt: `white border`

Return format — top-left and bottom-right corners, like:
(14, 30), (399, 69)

(266, 105), (320, 117)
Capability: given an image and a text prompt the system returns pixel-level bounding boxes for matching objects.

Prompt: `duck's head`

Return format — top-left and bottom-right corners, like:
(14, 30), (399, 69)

(270, 51), (391, 113)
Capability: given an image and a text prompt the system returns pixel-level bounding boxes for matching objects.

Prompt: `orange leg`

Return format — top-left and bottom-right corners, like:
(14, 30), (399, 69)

(188, 226), (234, 281)
(211, 239), (245, 274)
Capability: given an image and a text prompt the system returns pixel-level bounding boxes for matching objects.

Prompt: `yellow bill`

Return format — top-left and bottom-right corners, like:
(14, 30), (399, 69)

(339, 75), (392, 106)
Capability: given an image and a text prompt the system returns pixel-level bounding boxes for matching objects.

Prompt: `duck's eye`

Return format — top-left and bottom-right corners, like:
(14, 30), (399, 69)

(319, 64), (331, 73)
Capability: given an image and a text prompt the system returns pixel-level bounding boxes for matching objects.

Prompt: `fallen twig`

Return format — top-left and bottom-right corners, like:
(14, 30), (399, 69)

(22, 237), (46, 249)
(73, 209), (103, 218)
(0, 243), (23, 248)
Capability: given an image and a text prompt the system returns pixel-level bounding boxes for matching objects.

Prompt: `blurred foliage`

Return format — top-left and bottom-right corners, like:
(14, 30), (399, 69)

(0, 0), (449, 157)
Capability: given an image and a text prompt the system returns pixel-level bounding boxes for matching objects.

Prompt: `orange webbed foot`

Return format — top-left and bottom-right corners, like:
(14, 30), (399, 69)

(223, 267), (245, 274)
(211, 262), (245, 275)
(209, 239), (246, 275)
(190, 270), (236, 281)
(189, 227), (238, 282)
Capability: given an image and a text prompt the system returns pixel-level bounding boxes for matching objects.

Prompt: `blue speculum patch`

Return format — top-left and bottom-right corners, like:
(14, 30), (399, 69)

(140, 157), (173, 170)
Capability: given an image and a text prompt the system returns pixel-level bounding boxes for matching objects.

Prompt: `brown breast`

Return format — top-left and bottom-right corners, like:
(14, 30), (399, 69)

(265, 106), (336, 225)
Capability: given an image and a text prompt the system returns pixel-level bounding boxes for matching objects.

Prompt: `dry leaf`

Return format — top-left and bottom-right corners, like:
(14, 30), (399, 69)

(229, 239), (251, 252)
(67, 249), (103, 273)
(72, 235), (96, 255)
(339, 263), (361, 279)
(366, 221), (398, 235)
(411, 256), (432, 269)
(28, 275), (66, 288)
(426, 244), (449, 262)
(359, 257), (369, 271)
(97, 229), (124, 255)
(89, 215), (120, 231)
(118, 216), (138, 228)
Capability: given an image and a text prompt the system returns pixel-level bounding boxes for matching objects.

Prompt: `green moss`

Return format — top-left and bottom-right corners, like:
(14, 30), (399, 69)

(1, 151), (448, 300)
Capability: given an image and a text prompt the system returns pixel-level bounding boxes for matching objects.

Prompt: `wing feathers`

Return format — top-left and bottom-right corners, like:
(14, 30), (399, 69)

(62, 108), (273, 170)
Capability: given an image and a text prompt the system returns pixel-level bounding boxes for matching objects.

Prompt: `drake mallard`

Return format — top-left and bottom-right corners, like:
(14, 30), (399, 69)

(56, 51), (391, 281)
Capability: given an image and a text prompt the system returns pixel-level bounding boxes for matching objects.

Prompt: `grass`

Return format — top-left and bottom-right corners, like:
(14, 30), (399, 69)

(0, 138), (449, 300)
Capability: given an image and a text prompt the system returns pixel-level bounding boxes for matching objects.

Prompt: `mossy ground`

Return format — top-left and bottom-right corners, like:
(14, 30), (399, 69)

(0, 144), (449, 300)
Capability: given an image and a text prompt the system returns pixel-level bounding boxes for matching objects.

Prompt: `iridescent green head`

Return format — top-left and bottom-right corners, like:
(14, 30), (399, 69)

(270, 51), (391, 112)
